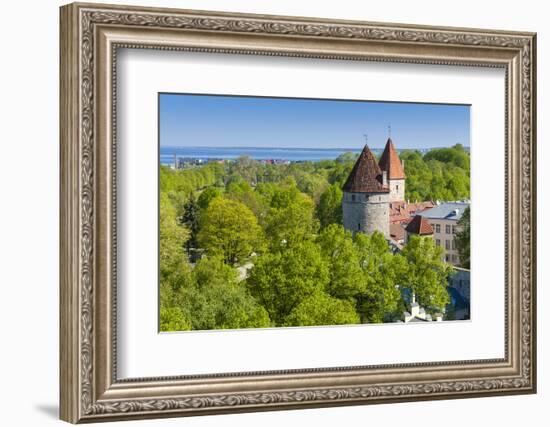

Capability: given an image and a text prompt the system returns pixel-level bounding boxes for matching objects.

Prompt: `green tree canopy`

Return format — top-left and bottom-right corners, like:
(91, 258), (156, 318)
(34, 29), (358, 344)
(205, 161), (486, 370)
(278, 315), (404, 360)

(400, 235), (451, 312)
(187, 257), (271, 330)
(456, 206), (470, 268)
(197, 186), (222, 211)
(159, 192), (190, 283)
(264, 183), (318, 250)
(160, 307), (192, 332)
(284, 292), (360, 327)
(354, 231), (405, 323)
(317, 224), (365, 300)
(197, 198), (265, 265)
(246, 241), (330, 325)
(317, 184), (343, 229)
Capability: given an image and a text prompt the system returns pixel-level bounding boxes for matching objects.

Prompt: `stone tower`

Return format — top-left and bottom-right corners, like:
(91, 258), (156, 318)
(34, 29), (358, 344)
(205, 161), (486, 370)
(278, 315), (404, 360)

(342, 145), (390, 238)
(378, 138), (406, 202)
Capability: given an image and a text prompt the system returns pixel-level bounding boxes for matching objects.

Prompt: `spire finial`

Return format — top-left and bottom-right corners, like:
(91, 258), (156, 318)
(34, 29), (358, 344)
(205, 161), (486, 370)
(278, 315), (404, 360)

(388, 123), (392, 138)
(363, 133), (368, 146)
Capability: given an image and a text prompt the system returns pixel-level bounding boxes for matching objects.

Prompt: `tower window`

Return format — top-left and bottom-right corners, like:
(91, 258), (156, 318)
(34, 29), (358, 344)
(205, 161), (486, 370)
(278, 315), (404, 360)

(351, 194), (356, 201)
(358, 223), (361, 231)
(396, 184), (399, 191)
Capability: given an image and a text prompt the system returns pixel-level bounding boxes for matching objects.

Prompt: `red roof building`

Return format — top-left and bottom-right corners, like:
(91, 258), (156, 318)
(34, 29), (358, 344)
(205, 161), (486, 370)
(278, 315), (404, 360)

(390, 223), (406, 243)
(405, 214), (434, 236)
(389, 201), (436, 224)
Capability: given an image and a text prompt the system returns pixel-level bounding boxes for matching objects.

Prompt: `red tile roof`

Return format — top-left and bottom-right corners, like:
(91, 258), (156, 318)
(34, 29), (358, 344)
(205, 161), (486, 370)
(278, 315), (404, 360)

(342, 145), (389, 193)
(390, 223), (406, 242)
(379, 138), (406, 180)
(389, 201), (436, 224)
(405, 215), (434, 235)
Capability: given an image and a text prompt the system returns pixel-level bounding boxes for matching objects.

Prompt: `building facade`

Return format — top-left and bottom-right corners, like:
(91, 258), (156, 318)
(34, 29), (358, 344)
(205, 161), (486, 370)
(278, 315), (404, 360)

(419, 202), (469, 265)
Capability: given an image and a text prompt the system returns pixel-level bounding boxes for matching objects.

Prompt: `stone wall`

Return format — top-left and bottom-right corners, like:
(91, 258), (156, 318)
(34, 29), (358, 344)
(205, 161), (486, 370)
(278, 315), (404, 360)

(388, 178), (405, 202)
(342, 192), (390, 238)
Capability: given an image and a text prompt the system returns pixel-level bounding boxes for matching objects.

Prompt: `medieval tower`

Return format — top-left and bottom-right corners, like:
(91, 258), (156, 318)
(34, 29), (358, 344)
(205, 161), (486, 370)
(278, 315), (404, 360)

(378, 137), (406, 202)
(342, 138), (406, 237)
(342, 144), (390, 238)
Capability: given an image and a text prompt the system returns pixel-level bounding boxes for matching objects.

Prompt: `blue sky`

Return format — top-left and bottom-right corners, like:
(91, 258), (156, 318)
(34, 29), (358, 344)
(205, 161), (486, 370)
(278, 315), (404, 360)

(159, 93), (470, 149)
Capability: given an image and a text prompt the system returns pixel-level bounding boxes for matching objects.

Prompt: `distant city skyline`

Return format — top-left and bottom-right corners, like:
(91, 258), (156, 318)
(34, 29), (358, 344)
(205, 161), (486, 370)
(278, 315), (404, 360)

(159, 93), (470, 150)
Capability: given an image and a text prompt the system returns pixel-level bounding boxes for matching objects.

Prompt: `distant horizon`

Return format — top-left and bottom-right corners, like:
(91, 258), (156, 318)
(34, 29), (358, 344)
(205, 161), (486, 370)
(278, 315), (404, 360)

(160, 93), (471, 149)
(159, 144), (470, 151)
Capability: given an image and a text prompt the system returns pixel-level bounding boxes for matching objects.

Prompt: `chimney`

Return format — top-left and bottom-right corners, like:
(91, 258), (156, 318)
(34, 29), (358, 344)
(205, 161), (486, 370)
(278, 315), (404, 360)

(382, 170), (387, 186)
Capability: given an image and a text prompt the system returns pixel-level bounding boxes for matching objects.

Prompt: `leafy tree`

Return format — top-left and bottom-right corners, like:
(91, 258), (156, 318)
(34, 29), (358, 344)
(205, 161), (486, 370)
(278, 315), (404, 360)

(188, 257), (271, 330)
(197, 186), (222, 211)
(229, 156), (258, 185)
(400, 235), (451, 313)
(246, 241), (330, 325)
(226, 179), (267, 219)
(181, 193), (200, 255)
(166, 190), (188, 220)
(317, 184), (343, 228)
(197, 198), (265, 264)
(264, 184), (318, 249)
(160, 307), (192, 331)
(456, 206), (470, 268)
(317, 224), (364, 299)
(284, 292), (360, 327)
(424, 144), (470, 170)
(354, 231), (405, 323)
(159, 192), (189, 283)
(292, 169), (328, 202)
(400, 145), (470, 201)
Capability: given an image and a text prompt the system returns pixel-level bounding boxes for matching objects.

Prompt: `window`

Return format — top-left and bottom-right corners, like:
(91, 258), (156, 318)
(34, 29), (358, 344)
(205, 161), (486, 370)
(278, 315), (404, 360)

(435, 224), (441, 233)
(351, 194), (356, 202)
(436, 239), (441, 246)
(445, 254), (450, 262)
(396, 184), (399, 191)
(452, 225), (457, 234)
(445, 224), (451, 234)
(445, 240), (451, 250)
(452, 239), (457, 250)
(358, 223), (361, 231)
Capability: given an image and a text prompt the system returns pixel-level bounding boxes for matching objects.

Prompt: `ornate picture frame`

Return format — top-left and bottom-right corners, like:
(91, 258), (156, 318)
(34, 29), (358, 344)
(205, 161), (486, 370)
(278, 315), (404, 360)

(60, 2), (536, 423)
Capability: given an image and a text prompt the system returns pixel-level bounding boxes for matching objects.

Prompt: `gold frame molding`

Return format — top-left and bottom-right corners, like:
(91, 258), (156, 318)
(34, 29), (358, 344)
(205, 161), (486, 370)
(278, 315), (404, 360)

(60, 2), (537, 423)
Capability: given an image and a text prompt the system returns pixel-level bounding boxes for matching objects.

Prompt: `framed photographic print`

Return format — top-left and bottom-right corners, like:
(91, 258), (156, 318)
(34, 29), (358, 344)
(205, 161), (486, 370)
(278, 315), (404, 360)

(60, 2), (537, 423)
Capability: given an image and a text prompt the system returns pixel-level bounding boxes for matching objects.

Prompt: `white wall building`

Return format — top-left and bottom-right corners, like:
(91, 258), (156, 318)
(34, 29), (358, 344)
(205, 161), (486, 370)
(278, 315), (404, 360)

(420, 202), (469, 265)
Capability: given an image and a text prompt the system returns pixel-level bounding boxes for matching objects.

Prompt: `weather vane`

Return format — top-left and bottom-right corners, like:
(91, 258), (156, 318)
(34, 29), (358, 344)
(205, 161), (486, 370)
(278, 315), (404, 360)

(363, 133), (368, 145)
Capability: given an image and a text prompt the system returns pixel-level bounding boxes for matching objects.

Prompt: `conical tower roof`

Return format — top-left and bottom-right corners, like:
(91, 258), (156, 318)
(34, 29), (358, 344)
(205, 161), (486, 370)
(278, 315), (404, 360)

(379, 138), (406, 180)
(342, 145), (389, 193)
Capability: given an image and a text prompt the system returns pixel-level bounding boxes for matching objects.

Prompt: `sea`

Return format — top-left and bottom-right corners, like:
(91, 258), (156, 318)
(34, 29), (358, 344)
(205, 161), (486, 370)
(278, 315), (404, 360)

(159, 146), (373, 165)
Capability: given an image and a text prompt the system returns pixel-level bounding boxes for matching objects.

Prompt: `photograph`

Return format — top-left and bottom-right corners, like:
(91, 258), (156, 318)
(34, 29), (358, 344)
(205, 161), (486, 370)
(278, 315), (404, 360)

(158, 94), (471, 331)
(56, 3), (536, 422)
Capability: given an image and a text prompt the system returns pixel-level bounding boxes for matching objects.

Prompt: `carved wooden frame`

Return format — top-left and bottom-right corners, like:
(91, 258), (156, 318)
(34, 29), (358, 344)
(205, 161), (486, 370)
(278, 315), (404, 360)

(60, 2), (537, 423)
